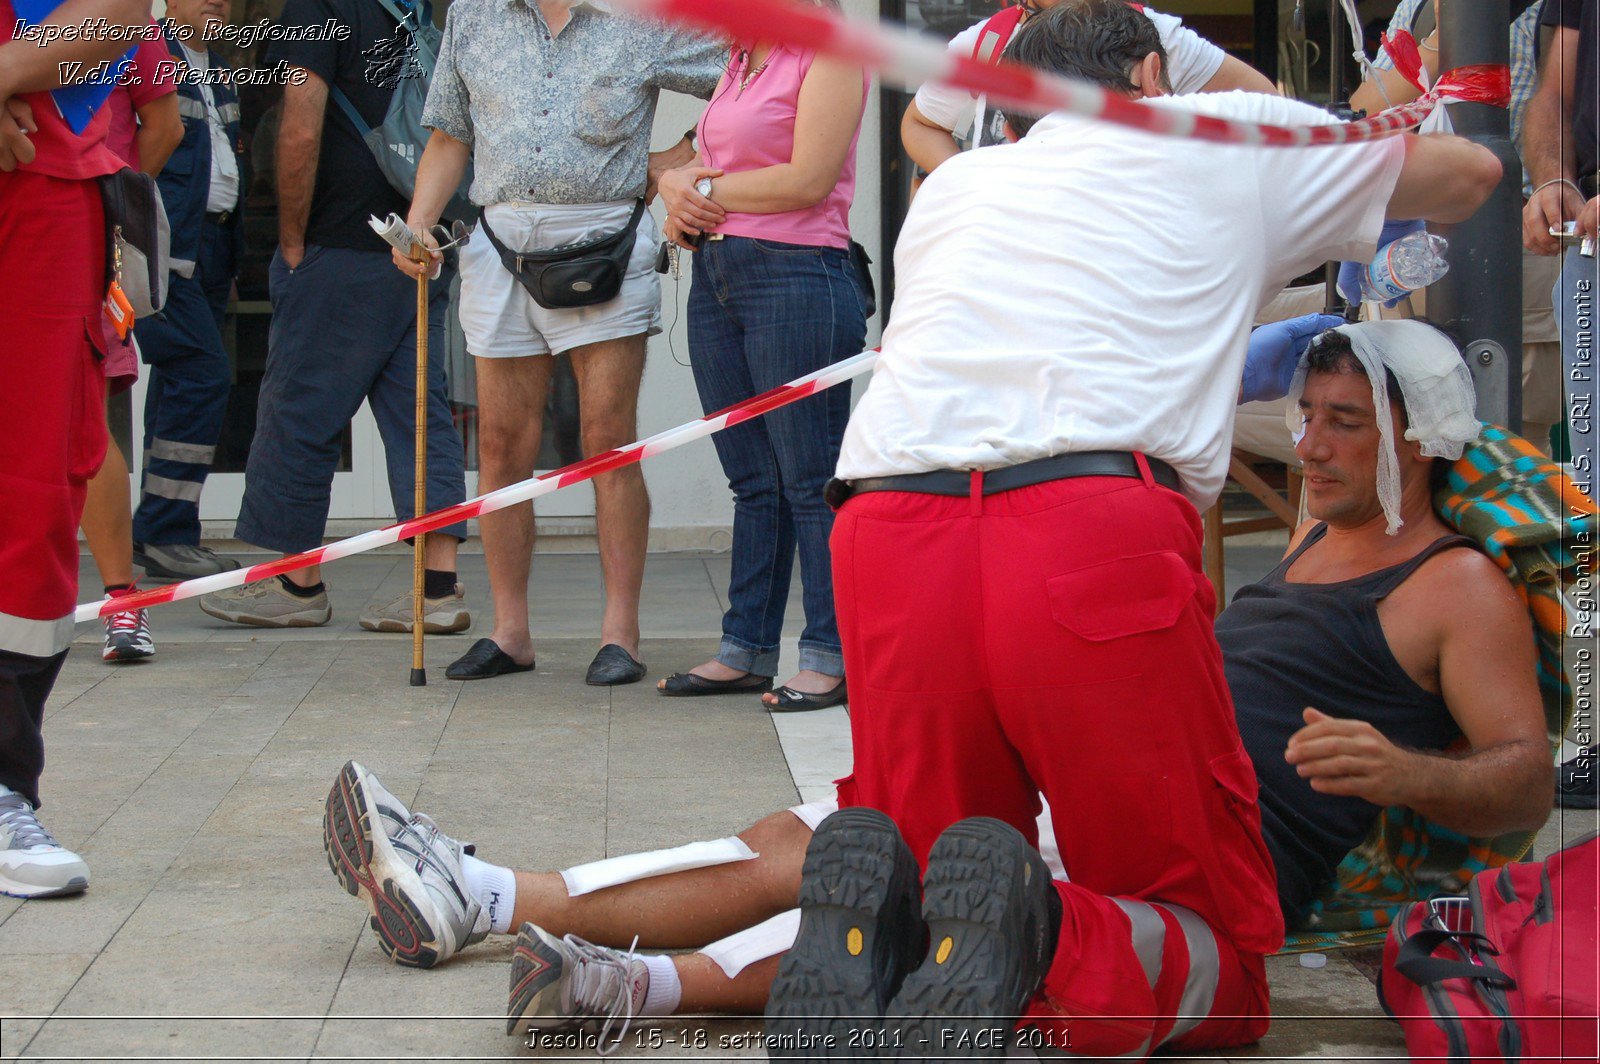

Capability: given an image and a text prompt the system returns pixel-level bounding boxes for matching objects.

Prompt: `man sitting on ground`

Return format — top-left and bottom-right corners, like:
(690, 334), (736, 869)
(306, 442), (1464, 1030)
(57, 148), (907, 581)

(321, 320), (1552, 1050)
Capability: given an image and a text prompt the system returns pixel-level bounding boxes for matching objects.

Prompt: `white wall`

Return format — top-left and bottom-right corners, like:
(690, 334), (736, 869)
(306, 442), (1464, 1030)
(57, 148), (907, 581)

(637, 0), (885, 545)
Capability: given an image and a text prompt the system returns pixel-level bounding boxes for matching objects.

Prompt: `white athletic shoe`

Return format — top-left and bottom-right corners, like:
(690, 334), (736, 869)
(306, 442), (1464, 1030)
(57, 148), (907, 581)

(322, 760), (487, 968)
(101, 594), (155, 663)
(0, 792), (90, 898)
(507, 922), (649, 1050)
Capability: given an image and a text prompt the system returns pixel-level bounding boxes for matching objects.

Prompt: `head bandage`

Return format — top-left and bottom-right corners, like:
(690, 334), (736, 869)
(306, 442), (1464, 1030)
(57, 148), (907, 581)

(1285, 320), (1480, 535)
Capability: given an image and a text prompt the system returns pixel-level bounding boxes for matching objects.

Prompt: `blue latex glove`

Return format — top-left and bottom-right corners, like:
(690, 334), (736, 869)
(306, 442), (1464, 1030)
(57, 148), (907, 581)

(1240, 313), (1346, 405)
(1337, 218), (1426, 307)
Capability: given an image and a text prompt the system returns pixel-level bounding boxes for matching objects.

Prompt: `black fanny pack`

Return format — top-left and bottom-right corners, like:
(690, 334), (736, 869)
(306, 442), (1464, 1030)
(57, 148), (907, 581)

(478, 200), (646, 310)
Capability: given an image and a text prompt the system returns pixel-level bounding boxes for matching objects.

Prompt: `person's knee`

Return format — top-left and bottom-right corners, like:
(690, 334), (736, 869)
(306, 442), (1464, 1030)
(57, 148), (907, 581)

(579, 413), (638, 459)
(477, 419), (539, 474)
(736, 810), (812, 904)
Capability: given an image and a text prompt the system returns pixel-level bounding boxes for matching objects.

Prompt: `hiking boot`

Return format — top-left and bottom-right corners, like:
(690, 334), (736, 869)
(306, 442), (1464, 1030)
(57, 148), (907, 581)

(323, 760), (488, 969)
(507, 922), (648, 1050)
(0, 792), (90, 898)
(886, 818), (1058, 1059)
(133, 542), (241, 580)
(199, 577), (331, 628)
(358, 585), (471, 634)
(101, 593), (155, 663)
(764, 807), (925, 1060)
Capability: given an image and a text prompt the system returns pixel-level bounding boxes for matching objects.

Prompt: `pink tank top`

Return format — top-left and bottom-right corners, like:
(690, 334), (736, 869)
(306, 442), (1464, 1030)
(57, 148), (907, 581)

(695, 44), (866, 250)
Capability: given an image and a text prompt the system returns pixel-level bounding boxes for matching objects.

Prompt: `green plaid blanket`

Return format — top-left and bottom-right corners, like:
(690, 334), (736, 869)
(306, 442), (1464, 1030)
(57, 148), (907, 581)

(1281, 425), (1593, 952)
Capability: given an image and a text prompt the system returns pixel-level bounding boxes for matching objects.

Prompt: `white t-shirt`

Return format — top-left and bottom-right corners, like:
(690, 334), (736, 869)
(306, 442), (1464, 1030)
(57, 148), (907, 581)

(914, 6), (1227, 149)
(179, 43), (240, 215)
(835, 92), (1407, 509)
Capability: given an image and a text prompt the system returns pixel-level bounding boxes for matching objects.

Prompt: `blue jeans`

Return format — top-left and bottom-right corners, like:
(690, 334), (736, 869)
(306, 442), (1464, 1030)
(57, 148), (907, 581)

(689, 236), (867, 677)
(132, 217), (234, 545)
(1555, 246), (1597, 482)
(235, 246), (468, 553)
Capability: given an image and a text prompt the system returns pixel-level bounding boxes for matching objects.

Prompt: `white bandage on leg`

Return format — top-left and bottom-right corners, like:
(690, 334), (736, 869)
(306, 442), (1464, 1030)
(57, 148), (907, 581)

(700, 908), (801, 979)
(787, 800), (839, 830)
(560, 837), (758, 897)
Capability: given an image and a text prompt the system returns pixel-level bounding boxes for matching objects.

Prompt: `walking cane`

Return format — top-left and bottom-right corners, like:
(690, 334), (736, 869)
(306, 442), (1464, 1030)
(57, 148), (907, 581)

(410, 235), (430, 687)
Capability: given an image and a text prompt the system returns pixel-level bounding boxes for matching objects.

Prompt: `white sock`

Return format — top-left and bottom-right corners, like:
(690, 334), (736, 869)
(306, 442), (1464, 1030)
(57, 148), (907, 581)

(460, 853), (518, 934)
(639, 953), (682, 1016)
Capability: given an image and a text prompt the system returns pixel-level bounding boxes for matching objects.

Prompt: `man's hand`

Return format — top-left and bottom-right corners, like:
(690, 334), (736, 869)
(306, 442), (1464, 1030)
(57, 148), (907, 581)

(1580, 196), (1598, 244)
(661, 214), (698, 252)
(1523, 180), (1587, 254)
(391, 222), (441, 280)
(658, 165), (725, 234)
(646, 136), (698, 204)
(281, 243), (306, 270)
(0, 97), (37, 172)
(1240, 314), (1345, 404)
(1284, 707), (1416, 807)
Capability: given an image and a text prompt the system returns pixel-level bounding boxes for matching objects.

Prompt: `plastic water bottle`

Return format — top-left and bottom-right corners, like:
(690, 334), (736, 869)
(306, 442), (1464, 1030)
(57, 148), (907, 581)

(1362, 231), (1450, 303)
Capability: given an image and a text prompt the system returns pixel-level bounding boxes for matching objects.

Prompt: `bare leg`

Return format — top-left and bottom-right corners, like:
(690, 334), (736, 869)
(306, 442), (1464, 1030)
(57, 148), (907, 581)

(507, 809), (810, 948)
(474, 356), (553, 663)
(82, 434), (135, 588)
(425, 534), (459, 573)
(675, 953), (781, 1014)
(566, 336), (648, 658)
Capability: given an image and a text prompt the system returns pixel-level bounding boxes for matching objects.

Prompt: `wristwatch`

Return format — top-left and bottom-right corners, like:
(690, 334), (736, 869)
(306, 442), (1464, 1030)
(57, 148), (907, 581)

(695, 177), (714, 198)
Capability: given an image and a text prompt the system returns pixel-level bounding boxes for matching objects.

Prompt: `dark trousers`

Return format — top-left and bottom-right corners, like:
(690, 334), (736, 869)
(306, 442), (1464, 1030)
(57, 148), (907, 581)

(235, 246), (467, 553)
(0, 650), (67, 809)
(132, 218), (235, 546)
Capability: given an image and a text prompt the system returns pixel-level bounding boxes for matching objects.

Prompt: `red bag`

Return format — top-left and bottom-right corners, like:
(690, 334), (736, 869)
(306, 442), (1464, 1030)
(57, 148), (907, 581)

(1379, 834), (1599, 1062)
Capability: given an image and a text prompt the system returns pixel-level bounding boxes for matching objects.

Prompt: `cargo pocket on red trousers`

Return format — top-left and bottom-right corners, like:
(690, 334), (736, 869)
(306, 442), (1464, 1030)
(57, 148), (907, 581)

(1207, 748), (1283, 950)
(1047, 550), (1193, 641)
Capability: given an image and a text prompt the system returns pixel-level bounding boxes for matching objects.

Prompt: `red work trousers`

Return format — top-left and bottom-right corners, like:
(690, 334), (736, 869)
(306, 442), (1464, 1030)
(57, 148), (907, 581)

(831, 470), (1283, 1056)
(0, 171), (108, 654)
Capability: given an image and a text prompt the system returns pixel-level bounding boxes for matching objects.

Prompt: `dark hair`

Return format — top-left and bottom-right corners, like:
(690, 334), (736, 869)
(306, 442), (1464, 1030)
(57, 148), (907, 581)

(1005, 0), (1171, 136)
(1303, 329), (1407, 423)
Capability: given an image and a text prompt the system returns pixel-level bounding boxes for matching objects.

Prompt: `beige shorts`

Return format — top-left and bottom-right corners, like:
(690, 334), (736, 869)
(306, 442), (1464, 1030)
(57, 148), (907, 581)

(458, 199), (662, 359)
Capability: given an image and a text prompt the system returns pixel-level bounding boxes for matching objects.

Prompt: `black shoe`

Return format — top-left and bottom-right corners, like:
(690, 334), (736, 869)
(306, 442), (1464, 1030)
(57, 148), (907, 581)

(1556, 748), (1597, 809)
(887, 818), (1057, 1059)
(657, 670), (773, 696)
(445, 638), (535, 681)
(765, 808), (925, 1060)
(765, 679), (848, 713)
(585, 643), (645, 686)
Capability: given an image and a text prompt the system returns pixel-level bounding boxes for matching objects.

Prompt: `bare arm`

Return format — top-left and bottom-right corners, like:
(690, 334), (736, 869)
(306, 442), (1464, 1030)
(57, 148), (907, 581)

(1386, 132), (1502, 222)
(276, 69), (327, 270)
(1287, 553), (1553, 836)
(133, 92), (180, 175)
(0, 0), (150, 95)
(900, 99), (963, 175)
(1199, 54), (1278, 95)
(666, 57), (865, 217)
(393, 128), (471, 279)
(1521, 27), (1584, 253)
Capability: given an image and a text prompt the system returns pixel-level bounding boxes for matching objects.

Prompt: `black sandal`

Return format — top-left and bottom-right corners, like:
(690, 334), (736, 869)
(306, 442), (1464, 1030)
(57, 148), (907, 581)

(764, 679), (848, 713)
(657, 671), (774, 696)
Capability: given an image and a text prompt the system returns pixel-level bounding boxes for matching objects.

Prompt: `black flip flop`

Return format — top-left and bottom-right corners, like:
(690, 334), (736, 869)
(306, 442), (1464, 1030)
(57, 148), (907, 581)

(657, 671), (774, 697)
(764, 679), (848, 713)
(445, 638), (536, 681)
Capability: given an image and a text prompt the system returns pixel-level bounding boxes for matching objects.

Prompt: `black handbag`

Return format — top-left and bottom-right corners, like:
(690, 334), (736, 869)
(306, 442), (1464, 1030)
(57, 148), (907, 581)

(478, 200), (646, 310)
(97, 167), (170, 317)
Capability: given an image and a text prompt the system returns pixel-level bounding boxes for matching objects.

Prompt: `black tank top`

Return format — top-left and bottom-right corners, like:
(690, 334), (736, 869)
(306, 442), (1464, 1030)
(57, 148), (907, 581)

(1215, 523), (1479, 917)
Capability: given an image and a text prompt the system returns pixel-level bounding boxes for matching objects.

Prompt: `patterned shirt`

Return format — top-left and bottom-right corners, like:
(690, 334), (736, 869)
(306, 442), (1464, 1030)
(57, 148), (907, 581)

(422, 0), (724, 205)
(1372, 0), (1541, 189)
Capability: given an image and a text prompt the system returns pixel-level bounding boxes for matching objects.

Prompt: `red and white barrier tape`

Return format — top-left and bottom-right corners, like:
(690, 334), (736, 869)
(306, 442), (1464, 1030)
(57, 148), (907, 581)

(619, 0), (1506, 145)
(77, 350), (880, 622)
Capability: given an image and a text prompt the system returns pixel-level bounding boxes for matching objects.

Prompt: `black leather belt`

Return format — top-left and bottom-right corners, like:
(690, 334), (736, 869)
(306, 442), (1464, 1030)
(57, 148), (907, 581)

(205, 210), (232, 225)
(824, 451), (1181, 508)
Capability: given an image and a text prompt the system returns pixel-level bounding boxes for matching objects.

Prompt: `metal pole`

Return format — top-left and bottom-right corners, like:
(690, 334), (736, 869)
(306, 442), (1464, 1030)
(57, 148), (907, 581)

(411, 248), (429, 687)
(1432, 0), (1522, 429)
(1324, 0), (1345, 313)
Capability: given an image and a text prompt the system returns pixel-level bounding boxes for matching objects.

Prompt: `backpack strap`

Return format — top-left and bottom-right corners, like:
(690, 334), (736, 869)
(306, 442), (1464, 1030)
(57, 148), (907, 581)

(373, 0), (438, 75)
(329, 86), (371, 136)
(971, 5), (1027, 63)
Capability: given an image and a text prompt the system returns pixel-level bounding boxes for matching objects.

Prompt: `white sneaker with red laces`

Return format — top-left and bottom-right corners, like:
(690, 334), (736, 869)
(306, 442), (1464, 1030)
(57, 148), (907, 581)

(102, 594), (155, 663)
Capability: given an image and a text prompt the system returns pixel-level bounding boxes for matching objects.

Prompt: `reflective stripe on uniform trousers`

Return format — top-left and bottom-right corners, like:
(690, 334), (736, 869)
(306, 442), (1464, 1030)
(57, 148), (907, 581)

(142, 472), (205, 503)
(148, 438), (217, 465)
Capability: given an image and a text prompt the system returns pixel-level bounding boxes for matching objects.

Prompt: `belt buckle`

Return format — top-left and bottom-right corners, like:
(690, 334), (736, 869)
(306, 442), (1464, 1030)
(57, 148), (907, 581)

(704, 232), (725, 242)
(211, 210), (231, 226)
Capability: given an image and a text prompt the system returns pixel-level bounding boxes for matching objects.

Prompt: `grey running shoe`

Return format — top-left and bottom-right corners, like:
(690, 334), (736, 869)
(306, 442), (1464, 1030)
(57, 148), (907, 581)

(507, 923), (648, 1050)
(0, 792), (90, 898)
(358, 584), (471, 634)
(323, 760), (487, 968)
(199, 577), (331, 628)
(101, 594), (155, 663)
(133, 542), (242, 580)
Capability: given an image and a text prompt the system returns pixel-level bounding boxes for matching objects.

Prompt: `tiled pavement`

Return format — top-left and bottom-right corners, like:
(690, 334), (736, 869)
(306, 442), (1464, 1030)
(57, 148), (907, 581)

(0, 545), (1591, 1061)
